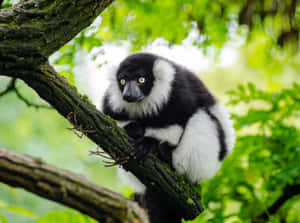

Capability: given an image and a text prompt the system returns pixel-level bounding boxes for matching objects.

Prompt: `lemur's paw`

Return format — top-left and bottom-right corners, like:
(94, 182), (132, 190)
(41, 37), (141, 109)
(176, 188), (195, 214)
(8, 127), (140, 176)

(124, 121), (145, 139)
(130, 137), (158, 162)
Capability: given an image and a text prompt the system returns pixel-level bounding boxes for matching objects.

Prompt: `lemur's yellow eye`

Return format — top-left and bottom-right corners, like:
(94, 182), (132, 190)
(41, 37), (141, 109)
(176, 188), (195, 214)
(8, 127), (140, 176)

(138, 77), (145, 84)
(120, 79), (126, 85)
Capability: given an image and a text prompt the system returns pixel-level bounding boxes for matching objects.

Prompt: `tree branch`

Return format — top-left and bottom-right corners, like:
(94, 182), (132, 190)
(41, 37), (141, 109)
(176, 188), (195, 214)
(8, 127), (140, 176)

(0, 0), (113, 57)
(256, 184), (300, 221)
(17, 61), (203, 220)
(0, 0), (204, 221)
(0, 0), (114, 73)
(0, 148), (149, 223)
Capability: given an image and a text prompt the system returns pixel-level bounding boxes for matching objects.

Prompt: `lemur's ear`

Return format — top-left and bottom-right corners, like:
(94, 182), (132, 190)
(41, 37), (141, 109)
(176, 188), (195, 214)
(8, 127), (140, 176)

(153, 59), (175, 82)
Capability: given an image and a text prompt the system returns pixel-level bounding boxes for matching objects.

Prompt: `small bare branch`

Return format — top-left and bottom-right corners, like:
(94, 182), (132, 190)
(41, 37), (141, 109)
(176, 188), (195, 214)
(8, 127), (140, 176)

(67, 112), (96, 138)
(90, 147), (129, 167)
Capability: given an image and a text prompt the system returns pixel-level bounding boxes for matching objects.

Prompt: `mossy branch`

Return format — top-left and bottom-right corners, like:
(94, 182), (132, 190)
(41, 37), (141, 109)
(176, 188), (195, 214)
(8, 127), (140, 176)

(17, 62), (204, 220)
(0, 0), (204, 221)
(0, 148), (148, 223)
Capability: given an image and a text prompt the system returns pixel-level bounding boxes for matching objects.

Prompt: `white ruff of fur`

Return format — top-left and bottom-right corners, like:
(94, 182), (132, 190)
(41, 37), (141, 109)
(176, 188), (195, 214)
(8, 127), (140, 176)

(145, 124), (183, 146)
(172, 103), (235, 183)
(107, 59), (175, 117)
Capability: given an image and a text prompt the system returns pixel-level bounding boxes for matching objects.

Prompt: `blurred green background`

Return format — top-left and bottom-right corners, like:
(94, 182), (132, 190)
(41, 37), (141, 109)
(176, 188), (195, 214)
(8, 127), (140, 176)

(0, 0), (300, 222)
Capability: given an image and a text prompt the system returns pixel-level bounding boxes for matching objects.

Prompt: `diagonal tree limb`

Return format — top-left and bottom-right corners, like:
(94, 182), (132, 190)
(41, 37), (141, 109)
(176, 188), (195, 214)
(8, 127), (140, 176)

(17, 61), (204, 220)
(0, 148), (149, 223)
(0, 0), (204, 221)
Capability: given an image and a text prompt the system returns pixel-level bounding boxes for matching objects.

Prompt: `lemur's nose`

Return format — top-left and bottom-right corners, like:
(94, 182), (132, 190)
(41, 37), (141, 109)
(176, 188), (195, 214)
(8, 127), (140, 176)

(123, 94), (138, 102)
(122, 81), (144, 102)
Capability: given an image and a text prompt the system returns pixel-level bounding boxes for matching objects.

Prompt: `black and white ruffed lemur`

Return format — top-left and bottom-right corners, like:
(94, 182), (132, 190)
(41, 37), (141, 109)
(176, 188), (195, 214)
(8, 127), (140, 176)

(101, 53), (235, 223)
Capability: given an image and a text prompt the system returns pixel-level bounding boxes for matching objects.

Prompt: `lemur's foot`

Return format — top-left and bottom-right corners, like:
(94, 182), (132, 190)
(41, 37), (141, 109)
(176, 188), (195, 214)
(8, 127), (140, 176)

(124, 121), (145, 139)
(130, 137), (159, 162)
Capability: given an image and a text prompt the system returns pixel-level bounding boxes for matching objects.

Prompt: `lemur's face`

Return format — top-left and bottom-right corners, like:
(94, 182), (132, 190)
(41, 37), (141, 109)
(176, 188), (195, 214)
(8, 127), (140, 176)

(116, 58), (155, 103)
(108, 53), (175, 116)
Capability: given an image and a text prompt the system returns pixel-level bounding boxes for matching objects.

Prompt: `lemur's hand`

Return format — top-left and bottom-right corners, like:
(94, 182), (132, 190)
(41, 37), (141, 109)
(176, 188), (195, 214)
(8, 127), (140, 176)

(124, 121), (145, 140)
(130, 136), (159, 162)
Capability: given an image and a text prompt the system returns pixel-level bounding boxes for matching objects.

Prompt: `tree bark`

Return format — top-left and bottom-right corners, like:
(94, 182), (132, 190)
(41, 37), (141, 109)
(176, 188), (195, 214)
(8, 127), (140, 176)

(0, 0), (204, 221)
(254, 184), (300, 222)
(0, 148), (149, 223)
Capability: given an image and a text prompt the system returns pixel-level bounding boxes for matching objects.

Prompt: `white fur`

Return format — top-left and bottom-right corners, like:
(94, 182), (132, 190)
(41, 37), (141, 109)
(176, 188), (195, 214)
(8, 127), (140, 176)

(172, 103), (235, 183)
(118, 103), (235, 192)
(118, 168), (146, 194)
(145, 124), (183, 146)
(105, 56), (235, 189)
(106, 59), (175, 117)
(173, 108), (220, 183)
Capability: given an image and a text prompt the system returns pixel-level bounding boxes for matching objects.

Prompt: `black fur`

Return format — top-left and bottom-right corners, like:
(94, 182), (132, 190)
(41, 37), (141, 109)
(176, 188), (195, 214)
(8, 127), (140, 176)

(123, 122), (175, 164)
(124, 121), (145, 140)
(103, 53), (216, 128)
(205, 108), (227, 160)
(102, 53), (228, 223)
(117, 54), (156, 99)
(103, 53), (218, 162)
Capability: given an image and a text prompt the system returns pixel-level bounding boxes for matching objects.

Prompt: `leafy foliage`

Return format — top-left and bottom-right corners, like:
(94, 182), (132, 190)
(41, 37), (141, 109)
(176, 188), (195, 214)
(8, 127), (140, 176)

(47, 0), (300, 85)
(1, 0), (300, 222)
(99, 0), (241, 48)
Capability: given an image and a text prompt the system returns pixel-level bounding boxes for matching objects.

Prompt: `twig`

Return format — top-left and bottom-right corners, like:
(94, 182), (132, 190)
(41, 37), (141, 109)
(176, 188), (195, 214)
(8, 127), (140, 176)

(67, 112), (129, 167)
(90, 147), (129, 167)
(67, 112), (97, 138)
